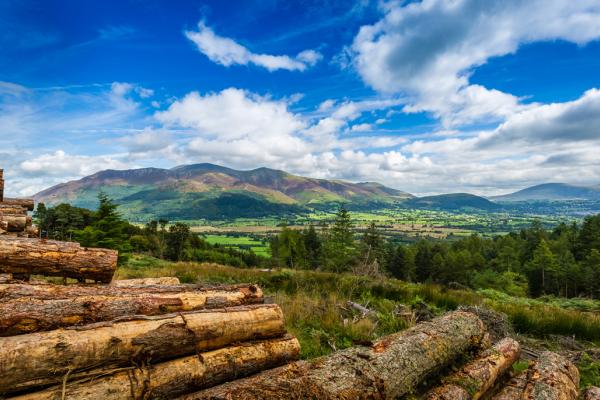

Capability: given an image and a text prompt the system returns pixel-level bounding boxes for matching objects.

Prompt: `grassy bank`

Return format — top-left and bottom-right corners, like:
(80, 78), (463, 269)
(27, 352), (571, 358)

(120, 255), (600, 347)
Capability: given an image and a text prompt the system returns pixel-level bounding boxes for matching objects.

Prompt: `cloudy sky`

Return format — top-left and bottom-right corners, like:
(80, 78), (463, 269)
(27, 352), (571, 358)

(1, 0), (600, 197)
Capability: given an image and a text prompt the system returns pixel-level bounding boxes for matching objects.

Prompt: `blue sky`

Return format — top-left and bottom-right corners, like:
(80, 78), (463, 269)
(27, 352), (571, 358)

(1, 0), (599, 196)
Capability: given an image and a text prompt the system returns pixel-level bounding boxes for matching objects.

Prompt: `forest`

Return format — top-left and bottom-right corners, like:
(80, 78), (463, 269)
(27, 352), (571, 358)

(34, 194), (600, 299)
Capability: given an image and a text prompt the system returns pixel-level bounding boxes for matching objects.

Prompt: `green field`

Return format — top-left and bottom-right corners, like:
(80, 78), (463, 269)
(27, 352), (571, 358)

(202, 234), (271, 257)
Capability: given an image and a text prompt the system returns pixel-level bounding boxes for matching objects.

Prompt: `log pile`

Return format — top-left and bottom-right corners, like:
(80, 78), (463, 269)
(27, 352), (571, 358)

(0, 169), (36, 237)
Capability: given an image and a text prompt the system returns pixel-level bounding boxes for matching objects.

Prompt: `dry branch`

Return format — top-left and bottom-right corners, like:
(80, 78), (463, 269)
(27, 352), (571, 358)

(10, 336), (300, 400)
(0, 286), (265, 335)
(180, 311), (488, 400)
(424, 338), (520, 400)
(0, 236), (117, 282)
(522, 351), (580, 400)
(0, 304), (285, 394)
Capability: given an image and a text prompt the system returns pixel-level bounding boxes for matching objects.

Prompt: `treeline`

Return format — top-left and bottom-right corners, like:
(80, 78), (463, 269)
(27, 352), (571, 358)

(270, 208), (600, 299)
(34, 194), (265, 267)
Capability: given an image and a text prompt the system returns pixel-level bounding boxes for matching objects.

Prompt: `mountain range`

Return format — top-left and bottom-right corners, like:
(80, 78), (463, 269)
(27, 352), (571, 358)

(33, 164), (600, 220)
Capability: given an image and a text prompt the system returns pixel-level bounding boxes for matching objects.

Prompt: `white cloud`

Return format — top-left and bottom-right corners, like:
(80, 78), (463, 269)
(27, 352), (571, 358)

(19, 150), (130, 177)
(185, 22), (322, 72)
(350, 123), (372, 132)
(351, 0), (600, 126)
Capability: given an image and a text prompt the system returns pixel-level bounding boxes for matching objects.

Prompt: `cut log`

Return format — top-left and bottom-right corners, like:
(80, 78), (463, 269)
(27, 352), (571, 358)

(0, 281), (262, 302)
(0, 286), (264, 335)
(10, 336), (300, 400)
(424, 338), (520, 400)
(111, 276), (181, 286)
(180, 310), (488, 400)
(0, 304), (285, 394)
(0, 205), (28, 215)
(0, 215), (29, 232)
(0, 197), (35, 211)
(0, 236), (117, 282)
(522, 351), (580, 400)
(0, 169), (3, 202)
(490, 370), (529, 400)
(583, 387), (600, 400)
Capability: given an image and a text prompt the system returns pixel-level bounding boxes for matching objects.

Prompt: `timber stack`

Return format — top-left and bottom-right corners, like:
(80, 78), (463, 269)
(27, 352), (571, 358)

(0, 169), (36, 238)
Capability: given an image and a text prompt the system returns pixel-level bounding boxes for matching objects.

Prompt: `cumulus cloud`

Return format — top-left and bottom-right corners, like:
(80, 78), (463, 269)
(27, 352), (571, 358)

(185, 22), (322, 71)
(20, 150), (130, 177)
(351, 0), (600, 126)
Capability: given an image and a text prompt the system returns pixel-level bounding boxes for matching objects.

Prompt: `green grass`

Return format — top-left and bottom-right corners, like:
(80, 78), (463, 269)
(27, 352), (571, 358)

(118, 255), (600, 346)
(202, 234), (270, 257)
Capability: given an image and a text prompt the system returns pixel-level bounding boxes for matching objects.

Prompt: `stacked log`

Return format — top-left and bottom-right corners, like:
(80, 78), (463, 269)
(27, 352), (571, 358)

(0, 170), (35, 237)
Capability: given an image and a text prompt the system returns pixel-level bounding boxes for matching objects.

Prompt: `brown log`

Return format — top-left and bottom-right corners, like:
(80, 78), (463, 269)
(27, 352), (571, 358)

(0, 304), (285, 394)
(490, 370), (529, 400)
(180, 310), (488, 400)
(0, 215), (29, 232)
(424, 338), (521, 400)
(0, 197), (35, 211)
(0, 205), (28, 215)
(10, 336), (300, 400)
(0, 285), (265, 335)
(0, 236), (117, 282)
(522, 351), (580, 400)
(583, 387), (600, 400)
(111, 276), (181, 286)
(0, 281), (262, 302)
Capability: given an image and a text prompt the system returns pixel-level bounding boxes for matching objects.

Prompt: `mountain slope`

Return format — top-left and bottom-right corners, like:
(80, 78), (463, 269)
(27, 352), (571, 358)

(34, 164), (413, 220)
(492, 183), (600, 202)
(404, 193), (502, 211)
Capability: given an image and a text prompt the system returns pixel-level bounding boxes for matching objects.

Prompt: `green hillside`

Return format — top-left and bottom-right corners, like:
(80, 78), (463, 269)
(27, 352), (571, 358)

(33, 164), (413, 221)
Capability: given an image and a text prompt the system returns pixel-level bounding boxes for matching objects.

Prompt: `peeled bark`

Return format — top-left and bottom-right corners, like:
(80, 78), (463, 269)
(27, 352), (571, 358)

(9, 336), (300, 400)
(583, 387), (600, 400)
(522, 352), (580, 400)
(491, 370), (529, 400)
(0, 304), (285, 394)
(0, 215), (29, 232)
(424, 338), (521, 400)
(0, 236), (117, 282)
(0, 286), (266, 335)
(0, 282), (262, 302)
(0, 197), (35, 211)
(181, 311), (488, 400)
(111, 277), (181, 286)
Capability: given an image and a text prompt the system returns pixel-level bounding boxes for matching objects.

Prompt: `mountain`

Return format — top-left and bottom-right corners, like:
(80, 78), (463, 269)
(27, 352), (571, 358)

(34, 164), (413, 221)
(492, 183), (600, 202)
(403, 193), (502, 211)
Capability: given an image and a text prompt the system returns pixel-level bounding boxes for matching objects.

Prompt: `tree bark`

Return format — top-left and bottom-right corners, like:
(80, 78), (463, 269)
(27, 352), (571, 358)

(0, 304), (286, 394)
(0, 215), (29, 232)
(583, 387), (600, 400)
(0, 282), (262, 301)
(9, 336), (300, 400)
(490, 370), (529, 400)
(0, 205), (28, 215)
(0, 198), (35, 211)
(180, 311), (488, 400)
(0, 236), (117, 282)
(111, 277), (181, 286)
(0, 286), (265, 335)
(522, 351), (580, 400)
(424, 338), (520, 400)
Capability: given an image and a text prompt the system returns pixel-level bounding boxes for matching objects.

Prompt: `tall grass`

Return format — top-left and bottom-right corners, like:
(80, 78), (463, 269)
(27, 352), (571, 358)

(117, 255), (600, 344)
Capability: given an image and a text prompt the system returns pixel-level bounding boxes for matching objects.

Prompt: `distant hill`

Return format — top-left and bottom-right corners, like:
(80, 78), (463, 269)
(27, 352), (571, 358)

(34, 164), (413, 221)
(492, 183), (600, 202)
(404, 193), (502, 211)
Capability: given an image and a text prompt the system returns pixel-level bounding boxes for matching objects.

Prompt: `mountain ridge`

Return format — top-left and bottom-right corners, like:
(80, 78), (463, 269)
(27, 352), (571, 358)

(491, 183), (600, 202)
